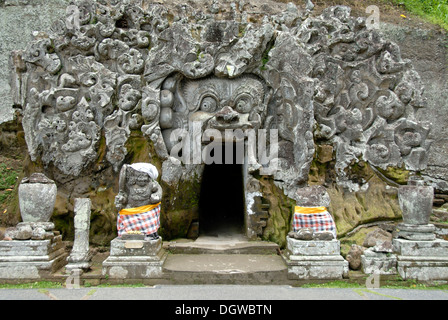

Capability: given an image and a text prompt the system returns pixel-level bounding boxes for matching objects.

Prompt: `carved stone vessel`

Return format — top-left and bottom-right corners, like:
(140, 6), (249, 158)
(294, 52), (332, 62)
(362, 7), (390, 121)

(398, 176), (434, 225)
(18, 173), (57, 223)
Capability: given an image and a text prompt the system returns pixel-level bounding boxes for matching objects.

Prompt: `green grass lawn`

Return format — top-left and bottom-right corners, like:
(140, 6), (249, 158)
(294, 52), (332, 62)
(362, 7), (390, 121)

(0, 163), (19, 206)
(388, 0), (448, 29)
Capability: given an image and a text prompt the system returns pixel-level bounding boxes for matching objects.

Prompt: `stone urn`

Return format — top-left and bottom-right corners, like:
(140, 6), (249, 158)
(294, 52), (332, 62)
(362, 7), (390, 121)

(398, 176), (434, 225)
(18, 173), (57, 223)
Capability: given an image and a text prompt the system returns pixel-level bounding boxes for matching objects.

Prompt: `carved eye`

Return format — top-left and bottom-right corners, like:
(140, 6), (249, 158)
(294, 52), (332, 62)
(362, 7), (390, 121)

(128, 176), (137, 185)
(200, 96), (218, 113)
(137, 175), (149, 187)
(235, 96), (252, 113)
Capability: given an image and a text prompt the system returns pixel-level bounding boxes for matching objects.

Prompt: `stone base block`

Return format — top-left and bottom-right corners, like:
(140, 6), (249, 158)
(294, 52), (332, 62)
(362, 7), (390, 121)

(393, 239), (448, 256)
(65, 251), (93, 273)
(282, 237), (348, 280)
(393, 238), (448, 281)
(283, 255), (349, 280)
(361, 250), (397, 275)
(109, 237), (163, 256)
(102, 237), (166, 279)
(396, 224), (436, 241)
(397, 256), (448, 281)
(0, 236), (67, 279)
(286, 237), (341, 256)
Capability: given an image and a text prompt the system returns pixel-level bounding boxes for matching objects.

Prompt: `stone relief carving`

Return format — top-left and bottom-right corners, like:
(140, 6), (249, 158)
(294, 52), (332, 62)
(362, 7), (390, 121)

(295, 6), (431, 189)
(159, 74), (269, 153)
(11, 0), (431, 239)
(22, 54), (115, 176)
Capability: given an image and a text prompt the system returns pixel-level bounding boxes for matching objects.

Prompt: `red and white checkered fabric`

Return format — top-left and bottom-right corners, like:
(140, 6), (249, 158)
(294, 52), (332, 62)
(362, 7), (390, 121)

(117, 204), (161, 237)
(293, 207), (337, 237)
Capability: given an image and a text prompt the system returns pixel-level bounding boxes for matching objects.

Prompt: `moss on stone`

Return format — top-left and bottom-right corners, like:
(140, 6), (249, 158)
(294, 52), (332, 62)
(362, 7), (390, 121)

(2, 181), (21, 227)
(377, 166), (410, 185)
(95, 134), (107, 166)
(339, 226), (377, 257)
(327, 171), (402, 237)
(306, 150), (405, 238)
(258, 176), (295, 249)
(160, 173), (201, 240)
(53, 214), (73, 241)
(124, 131), (152, 165)
(88, 186), (117, 245)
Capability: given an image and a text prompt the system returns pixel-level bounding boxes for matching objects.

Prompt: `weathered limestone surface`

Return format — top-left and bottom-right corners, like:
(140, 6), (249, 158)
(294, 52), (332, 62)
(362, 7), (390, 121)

(0, 0), (70, 124)
(0, 235), (67, 279)
(362, 178), (448, 280)
(3, 0), (444, 245)
(286, 239), (341, 256)
(379, 23), (448, 191)
(18, 173), (57, 223)
(361, 248), (397, 275)
(102, 237), (166, 279)
(394, 238), (448, 257)
(282, 236), (349, 280)
(66, 198), (92, 271)
(394, 238), (448, 281)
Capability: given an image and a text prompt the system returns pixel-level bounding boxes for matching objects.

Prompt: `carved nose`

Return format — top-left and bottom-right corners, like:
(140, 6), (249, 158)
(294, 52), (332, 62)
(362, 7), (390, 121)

(215, 106), (239, 123)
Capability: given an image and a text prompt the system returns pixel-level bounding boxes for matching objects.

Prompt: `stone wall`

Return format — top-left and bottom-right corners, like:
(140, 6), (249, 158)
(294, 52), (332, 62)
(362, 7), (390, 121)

(0, 0), (70, 124)
(379, 23), (448, 192)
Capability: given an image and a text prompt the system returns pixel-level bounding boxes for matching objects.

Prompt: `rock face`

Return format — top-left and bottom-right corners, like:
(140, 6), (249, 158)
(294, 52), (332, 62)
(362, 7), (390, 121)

(9, 0), (432, 244)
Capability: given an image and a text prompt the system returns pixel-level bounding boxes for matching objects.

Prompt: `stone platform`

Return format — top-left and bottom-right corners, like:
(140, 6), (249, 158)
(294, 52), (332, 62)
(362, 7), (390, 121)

(163, 235), (279, 255)
(282, 237), (349, 280)
(163, 253), (288, 285)
(0, 235), (67, 279)
(394, 238), (448, 281)
(102, 237), (167, 279)
(160, 236), (286, 284)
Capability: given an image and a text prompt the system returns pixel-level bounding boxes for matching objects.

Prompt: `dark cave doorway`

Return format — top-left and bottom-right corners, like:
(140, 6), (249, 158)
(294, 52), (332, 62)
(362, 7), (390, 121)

(198, 143), (246, 237)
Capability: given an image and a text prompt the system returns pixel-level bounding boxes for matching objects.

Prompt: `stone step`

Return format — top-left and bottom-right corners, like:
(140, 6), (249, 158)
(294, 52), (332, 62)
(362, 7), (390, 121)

(162, 253), (288, 284)
(163, 236), (280, 255)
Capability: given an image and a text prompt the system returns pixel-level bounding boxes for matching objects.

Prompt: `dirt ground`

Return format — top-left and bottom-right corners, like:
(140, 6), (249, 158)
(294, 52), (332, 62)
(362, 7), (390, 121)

(304, 0), (444, 32)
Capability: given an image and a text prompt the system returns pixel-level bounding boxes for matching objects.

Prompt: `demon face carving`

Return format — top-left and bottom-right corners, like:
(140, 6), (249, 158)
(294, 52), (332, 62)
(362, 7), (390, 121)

(159, 74), (270, 154)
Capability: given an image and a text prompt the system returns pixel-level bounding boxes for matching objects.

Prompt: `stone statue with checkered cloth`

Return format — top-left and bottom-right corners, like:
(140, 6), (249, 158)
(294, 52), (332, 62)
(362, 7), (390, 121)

(115, 163), (162, 241)
(290, 185), (337, 240)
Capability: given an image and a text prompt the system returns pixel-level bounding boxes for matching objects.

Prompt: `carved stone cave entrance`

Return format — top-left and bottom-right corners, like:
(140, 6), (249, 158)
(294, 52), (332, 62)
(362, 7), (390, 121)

(199, 143), (246, 237)
(10, 0), (432, 250)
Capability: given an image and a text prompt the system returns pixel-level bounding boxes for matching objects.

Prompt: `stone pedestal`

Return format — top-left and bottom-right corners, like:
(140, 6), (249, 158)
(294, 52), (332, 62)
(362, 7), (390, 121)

(393, 238), (448, 281)
(102, 237), (167, 279)
(66, 198), (92, 272)
(396, 223), (436, 241)
(361, 250), (397, 275)
(361, 240), (397, 275)
(388, 178), (448, 281)
(282, 237), (349, 280)
(0, 235), (67, 279)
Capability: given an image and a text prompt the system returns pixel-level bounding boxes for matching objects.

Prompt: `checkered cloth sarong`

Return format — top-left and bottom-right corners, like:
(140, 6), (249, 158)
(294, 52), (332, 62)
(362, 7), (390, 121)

(117, 204), (161, 237)
(293, 206), (337, 237)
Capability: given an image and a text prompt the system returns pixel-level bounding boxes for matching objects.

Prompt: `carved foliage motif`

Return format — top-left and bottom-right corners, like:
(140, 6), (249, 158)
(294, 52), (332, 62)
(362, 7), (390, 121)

(15, 1), (430, 190)
(299, 6), (431, 175)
